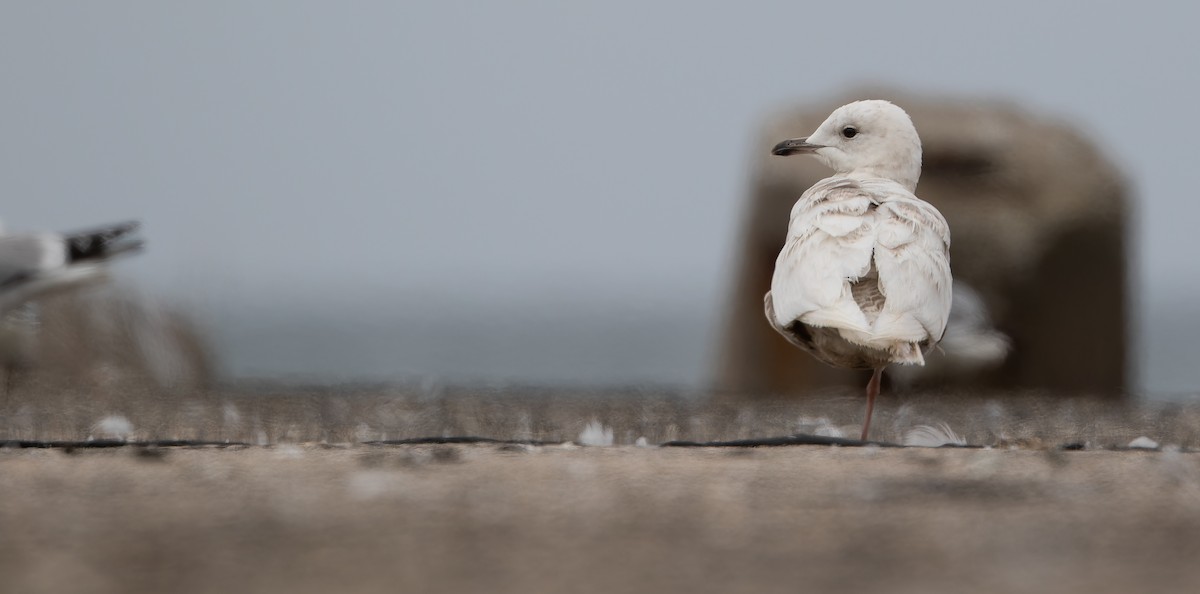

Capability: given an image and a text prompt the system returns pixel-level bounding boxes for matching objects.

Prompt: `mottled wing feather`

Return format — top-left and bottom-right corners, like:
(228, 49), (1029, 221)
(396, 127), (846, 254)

(769, 179), (877, 333)
(871, 197), (953, 343)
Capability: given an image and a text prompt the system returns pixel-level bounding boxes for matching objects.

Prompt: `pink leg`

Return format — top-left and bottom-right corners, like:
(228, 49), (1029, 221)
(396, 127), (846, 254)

(861, 367), (884, 441)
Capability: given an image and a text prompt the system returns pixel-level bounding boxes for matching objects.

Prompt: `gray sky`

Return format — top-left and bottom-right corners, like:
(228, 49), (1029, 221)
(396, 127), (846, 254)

(1, 1), (1197, 392)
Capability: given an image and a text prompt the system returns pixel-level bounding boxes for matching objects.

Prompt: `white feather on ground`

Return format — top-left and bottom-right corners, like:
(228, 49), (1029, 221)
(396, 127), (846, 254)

(903, 423), (966, 447)
(91, 414), (135, 441)
(1128, 436), (1160, 450)
(578, 420), (614, 447)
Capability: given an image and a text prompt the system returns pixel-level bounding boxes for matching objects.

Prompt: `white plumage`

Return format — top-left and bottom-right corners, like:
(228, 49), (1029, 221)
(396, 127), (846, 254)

(764, 100), (952, 441)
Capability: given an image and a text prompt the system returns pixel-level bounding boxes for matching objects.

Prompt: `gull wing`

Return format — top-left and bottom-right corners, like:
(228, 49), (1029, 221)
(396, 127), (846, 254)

(870, 190), (953, 344)
(768, 178), (878, 334)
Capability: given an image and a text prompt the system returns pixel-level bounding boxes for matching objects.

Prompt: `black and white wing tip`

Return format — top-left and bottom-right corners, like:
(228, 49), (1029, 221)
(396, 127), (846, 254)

(64, 220), (145, 263)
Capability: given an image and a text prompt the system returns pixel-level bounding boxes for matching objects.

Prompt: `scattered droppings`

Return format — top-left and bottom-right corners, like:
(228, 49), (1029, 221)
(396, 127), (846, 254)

(578, 420), (614, 447)
(903, 423), (966, 447)
(1128, 436), (1160, 450)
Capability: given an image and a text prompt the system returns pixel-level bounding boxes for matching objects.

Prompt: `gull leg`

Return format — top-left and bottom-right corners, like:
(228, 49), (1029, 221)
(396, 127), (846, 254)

(861, 367), (884, 441)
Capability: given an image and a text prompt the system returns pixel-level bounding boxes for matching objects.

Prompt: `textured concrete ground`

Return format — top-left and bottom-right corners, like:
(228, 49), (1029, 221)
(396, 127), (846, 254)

(2, 442), (1200, 594)
(2, 386), (1200, 593)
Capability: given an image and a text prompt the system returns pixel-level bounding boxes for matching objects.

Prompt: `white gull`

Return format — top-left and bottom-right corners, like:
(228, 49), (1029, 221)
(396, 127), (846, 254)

(764, 100), (952, 441)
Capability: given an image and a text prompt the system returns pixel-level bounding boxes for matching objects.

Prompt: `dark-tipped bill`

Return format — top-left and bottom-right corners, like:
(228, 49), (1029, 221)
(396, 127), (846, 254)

(771, 137), (823, 156)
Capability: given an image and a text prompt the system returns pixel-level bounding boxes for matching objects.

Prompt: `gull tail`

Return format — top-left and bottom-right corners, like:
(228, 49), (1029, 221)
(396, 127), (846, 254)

(887, 342), (926, 366)
(64, 221), (144, 263)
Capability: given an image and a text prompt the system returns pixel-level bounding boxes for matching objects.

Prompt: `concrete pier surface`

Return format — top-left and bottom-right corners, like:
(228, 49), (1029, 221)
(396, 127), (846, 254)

(2, 387), (1200, 594)
(3, 444), (1199, 594)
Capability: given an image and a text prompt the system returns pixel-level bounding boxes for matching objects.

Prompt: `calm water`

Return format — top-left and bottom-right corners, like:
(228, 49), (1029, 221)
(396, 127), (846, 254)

(208, 299), (1198, 398)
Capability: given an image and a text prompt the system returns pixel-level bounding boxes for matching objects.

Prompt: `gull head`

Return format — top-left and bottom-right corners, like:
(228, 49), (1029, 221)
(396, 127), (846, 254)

(772, 99), (922, 190)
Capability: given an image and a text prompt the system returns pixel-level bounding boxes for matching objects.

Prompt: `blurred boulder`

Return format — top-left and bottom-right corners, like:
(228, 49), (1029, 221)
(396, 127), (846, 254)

(716, 92), (1130, 397)
(1, 288), (215, 393)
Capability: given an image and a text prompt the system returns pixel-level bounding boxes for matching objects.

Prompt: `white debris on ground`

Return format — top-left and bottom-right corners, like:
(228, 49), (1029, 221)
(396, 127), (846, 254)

(578, 420), (614, 447)
(1128, 436), (1160, 450)
(796, 416), (845, 438)
(903, 423), (966, 447)
(90, 414), (135, 441)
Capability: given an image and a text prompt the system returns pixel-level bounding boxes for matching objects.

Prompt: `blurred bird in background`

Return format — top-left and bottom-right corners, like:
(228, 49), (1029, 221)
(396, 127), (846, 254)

(1, 220), (145, 390)
(0, 220), (213, 393)
(0, 220), (143, 314)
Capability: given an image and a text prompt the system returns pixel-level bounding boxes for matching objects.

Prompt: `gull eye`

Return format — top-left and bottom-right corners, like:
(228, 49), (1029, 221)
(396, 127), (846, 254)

(842, 126), (858, 139)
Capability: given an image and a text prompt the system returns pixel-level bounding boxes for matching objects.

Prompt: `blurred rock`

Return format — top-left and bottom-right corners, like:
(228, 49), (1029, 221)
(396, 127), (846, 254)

(716, 92), (1130, 397)
(1, 287), (215, 395)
